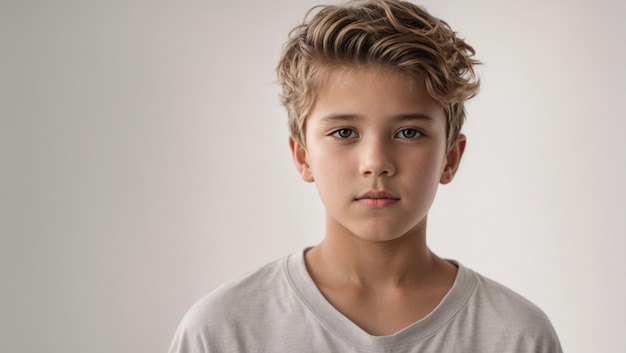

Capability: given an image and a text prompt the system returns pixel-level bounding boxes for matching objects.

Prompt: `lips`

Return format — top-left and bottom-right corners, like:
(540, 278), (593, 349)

(356, 190), (399, 200)
(356, 190), (399, 208)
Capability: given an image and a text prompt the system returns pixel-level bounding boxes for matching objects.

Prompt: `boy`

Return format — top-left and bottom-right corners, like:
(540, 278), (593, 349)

(169, 0), (562, 352)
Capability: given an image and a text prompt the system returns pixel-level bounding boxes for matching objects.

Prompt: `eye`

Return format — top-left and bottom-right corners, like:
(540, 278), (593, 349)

(395, 128), (421, 139)
(331, 128), (358, 139)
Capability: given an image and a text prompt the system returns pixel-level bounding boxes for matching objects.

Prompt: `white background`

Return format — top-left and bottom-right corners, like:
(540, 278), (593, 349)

(2, 0), (624, 352)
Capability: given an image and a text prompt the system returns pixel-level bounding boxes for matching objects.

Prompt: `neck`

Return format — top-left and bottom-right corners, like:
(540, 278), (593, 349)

(305, 216), (452, 290)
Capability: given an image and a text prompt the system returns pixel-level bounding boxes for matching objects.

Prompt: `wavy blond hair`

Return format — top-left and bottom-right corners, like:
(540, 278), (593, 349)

(277, 0), (480, 149)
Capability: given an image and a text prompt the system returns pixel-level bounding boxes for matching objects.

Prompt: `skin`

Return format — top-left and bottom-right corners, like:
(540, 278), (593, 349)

(290, 66), (466, 336)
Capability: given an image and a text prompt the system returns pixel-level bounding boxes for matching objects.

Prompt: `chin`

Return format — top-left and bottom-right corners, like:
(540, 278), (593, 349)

(349, 228), (408, 243)
(346, 220), (425, 243)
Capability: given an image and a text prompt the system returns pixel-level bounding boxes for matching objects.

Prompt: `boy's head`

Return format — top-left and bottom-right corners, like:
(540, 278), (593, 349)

(277, 0), (480, 150)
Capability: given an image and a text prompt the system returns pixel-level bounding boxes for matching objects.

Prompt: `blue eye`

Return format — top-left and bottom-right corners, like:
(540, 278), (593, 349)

(332, 128), (357, 138)
(396, 129), (421, 139)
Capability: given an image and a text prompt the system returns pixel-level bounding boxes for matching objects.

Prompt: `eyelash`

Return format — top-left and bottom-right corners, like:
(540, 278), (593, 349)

(330, 128), (423, 139)
(331, 128), (358, 139)
(395, 128), (422, 139)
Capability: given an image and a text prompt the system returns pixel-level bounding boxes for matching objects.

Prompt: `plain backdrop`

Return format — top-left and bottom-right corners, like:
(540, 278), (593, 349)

(2, 0), (625, 352)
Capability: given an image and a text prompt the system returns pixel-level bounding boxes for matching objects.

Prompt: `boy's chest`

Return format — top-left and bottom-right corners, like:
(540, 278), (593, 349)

(317, 285), (449, 336)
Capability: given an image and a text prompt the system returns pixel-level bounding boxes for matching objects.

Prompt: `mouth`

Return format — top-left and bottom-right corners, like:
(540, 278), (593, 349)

(356, 190), (399, 200)
(355, 190), (400, 208)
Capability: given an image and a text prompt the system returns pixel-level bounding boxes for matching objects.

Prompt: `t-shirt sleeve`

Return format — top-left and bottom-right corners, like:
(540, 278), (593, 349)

(523, 313), (563, 353)
(473, 275), (564, 353)
(168, 310), (211, 353)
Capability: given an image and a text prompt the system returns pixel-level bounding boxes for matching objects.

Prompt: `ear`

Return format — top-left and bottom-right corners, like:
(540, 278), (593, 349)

(289, 137), (314, 182)
(440, 134), (466, 185)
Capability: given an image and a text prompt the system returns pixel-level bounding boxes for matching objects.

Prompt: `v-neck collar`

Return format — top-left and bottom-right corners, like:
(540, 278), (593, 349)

(283, 249), (476, 350)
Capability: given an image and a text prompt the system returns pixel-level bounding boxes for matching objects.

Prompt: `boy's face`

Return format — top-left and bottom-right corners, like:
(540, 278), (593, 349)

(290, 67), (465, 242)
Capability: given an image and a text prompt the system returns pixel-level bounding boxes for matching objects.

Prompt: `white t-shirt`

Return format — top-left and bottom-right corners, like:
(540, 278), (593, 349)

(169, 250), (562, 352)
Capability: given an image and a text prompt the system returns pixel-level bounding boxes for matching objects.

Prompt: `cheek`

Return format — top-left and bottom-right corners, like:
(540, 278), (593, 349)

(311, 163), (349, 211)
(308, 151), (354, 197)
(311, 154), (351, 183)
(403, 152), (446, 184)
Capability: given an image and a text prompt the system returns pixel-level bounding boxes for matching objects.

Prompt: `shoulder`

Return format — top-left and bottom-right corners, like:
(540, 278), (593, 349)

(472, 270), (551, 323)
(183, 256), (286, 326)
(460, 267), (562, 352)
(169, 257), (290, 352)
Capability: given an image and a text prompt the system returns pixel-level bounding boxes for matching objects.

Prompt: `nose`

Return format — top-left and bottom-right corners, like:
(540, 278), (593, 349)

(359, 137), (395, 177)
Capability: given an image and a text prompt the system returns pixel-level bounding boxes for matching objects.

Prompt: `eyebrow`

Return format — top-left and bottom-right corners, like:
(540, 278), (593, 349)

(319, 113), (435, 124)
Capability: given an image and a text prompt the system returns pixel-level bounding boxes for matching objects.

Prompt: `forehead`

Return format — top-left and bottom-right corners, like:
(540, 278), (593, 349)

(309, 66), (445, 124)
